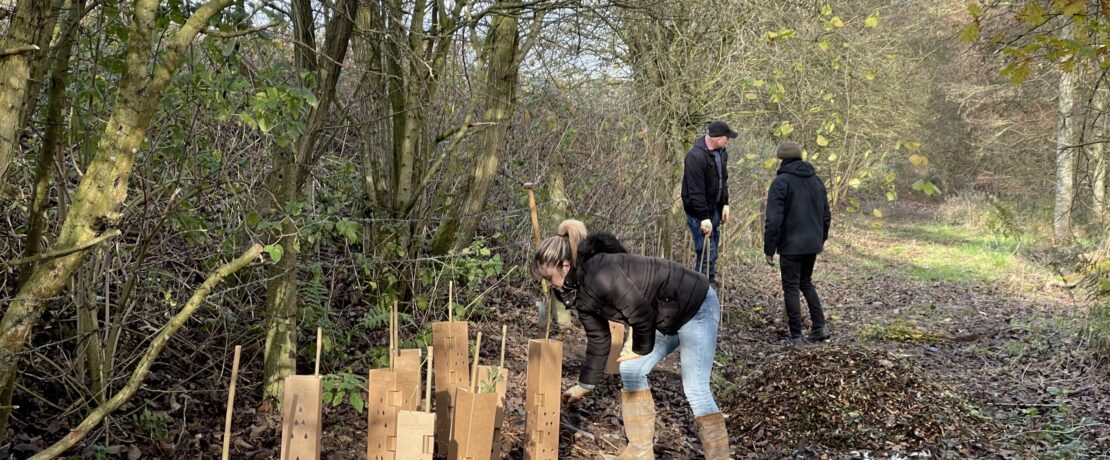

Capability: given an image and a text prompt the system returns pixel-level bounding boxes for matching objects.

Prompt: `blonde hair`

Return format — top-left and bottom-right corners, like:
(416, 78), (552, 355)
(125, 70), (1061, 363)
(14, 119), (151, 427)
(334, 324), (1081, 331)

(532, 219), (588, 276)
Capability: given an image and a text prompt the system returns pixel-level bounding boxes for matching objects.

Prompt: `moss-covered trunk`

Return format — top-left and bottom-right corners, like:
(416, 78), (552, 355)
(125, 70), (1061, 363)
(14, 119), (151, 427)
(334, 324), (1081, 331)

(260, 0), (354, 407)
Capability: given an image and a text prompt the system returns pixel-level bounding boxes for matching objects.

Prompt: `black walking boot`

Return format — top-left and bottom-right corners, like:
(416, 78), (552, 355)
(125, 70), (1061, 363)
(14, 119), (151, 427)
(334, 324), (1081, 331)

(807, 325), (831, 342)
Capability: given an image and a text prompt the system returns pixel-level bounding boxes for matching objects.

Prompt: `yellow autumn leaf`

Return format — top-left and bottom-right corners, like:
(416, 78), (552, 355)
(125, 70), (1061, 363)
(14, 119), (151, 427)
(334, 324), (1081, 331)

(830, 16), (845, 28)
(816, 134), (829, 147)
(865, 12), (881, 28)
(909, 154), (929, 167)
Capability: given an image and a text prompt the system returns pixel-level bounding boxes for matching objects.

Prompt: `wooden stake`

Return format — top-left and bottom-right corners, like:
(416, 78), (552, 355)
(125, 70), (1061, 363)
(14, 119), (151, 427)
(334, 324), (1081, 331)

(471, 332), (482, 393)
(525, 183), (542, 248)
(314, 327), (322, 377)
(701, 236), (711, 277)
(544, 298), (553, 340)
(390, 301), (396, 370)
(221, 345), (241, 460)
(499, 325), (507, 369)
(424, 347), (434, 413)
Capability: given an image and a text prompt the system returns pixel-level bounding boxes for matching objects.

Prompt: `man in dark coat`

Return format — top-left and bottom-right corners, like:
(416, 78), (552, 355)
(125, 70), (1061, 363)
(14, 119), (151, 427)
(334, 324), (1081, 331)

(682, 120), (736, 284)
(763, 141), (832, 343)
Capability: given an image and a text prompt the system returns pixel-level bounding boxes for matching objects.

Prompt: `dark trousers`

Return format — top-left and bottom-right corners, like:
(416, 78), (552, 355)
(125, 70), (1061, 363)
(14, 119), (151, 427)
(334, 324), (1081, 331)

(779, 254), (826, 337)
(685, 210), (721, 283)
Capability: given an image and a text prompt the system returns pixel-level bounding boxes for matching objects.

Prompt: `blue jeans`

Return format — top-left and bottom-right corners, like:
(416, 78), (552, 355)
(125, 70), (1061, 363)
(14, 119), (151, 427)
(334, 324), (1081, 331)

(686, 210), (721, 282)
(619, 288), (721, 416)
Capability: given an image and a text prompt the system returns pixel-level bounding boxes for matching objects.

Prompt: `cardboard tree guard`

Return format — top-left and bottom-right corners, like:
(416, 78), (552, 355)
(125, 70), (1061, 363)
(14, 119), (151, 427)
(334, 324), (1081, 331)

(524, 339), (562, 460)
(432, 321), (470, 452)
(279, 375), (323, 460)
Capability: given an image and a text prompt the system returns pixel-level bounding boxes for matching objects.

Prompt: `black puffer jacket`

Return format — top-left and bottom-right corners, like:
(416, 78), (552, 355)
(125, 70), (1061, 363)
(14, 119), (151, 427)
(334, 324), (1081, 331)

(554, 234), (710, 385)
(763, 159), (831, 256)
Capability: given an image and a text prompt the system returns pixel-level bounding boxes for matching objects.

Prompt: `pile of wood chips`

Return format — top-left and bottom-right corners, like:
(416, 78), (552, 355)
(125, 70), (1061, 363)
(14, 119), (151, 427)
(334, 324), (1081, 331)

(724, 345), (994, 454)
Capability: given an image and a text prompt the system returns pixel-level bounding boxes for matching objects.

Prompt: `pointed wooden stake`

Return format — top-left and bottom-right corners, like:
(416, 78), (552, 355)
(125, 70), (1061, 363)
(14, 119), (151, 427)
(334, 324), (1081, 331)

(315, 327), (322, 377)
(499, 325), (507, 369)
(221, 345), (242, 460)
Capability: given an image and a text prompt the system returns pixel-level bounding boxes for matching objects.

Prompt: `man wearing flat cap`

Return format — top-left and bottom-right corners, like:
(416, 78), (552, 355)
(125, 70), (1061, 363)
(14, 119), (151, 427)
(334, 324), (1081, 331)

(763, 141), (832, 344)
(682, 120), (737, 284)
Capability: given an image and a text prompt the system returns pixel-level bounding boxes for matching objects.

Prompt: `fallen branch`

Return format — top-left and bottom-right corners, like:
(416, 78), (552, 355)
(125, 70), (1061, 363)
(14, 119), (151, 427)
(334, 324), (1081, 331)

(30, 244), (263, 460)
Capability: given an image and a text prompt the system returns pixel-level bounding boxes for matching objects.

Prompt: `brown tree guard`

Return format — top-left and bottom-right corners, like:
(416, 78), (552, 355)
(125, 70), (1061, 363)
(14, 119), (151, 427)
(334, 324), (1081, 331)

(392, 301), (422, 391)
(280, 324), (326, 460)
(433, 282), (471, 452)
(396, 350), (436, 460)
(280, 375), (324, 460)
(524, 339), (562, 460)
(449, 332), (497, 460)
(222, 345), (242, 460)
(368, 303), (421, 459)
(477, 364), (509, 459)
(489, 325), (509, 458)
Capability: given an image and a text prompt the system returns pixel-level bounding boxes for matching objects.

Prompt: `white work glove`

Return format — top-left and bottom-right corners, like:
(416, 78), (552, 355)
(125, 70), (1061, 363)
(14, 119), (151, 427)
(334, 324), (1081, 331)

(562, 384), (592, 406)
(700, 219), (712, 235)
(722, 205), (730, 224)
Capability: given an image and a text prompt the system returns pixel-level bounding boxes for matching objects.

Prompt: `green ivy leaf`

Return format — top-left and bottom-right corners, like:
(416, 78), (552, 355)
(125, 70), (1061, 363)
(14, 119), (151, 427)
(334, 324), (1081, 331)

(264, 244), (284, 263)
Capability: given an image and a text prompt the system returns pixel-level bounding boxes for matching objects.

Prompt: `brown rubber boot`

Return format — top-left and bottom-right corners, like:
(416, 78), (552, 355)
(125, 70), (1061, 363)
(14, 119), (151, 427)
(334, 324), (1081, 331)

(695, 412), (730, 459)
(604, 389), (655, 459)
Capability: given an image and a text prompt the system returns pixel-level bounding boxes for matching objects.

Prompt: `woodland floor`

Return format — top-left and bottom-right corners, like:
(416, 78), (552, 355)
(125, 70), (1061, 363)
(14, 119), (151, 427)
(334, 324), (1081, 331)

(7, 203), (1110, 459)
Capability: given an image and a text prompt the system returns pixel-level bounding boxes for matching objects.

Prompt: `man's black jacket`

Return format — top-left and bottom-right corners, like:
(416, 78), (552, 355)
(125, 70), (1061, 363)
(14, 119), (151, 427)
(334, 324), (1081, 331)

(763, 159), (831, 257)
(682, 136), (730, 220)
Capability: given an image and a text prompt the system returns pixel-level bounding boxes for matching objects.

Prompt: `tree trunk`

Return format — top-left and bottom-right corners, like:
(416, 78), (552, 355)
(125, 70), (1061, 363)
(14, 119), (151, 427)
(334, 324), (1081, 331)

(431, 9), (523, 254)
(261, 0), (354, 408)
(17, 0), (66, 131)
(0, 0), (235, 439)
(1054, 64), (1078, 241)
(22, 0), (85, 281)
(1094, 81), (1109, 221)
(0, 0), (45, 185)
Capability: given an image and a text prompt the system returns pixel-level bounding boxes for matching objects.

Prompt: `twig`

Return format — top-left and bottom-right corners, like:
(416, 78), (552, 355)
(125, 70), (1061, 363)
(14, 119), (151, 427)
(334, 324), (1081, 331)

(561, 421), (596, 441)
(0, 44), (40, 57)
(7, 229), (121, 266)
(201, 22), (277, 38)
